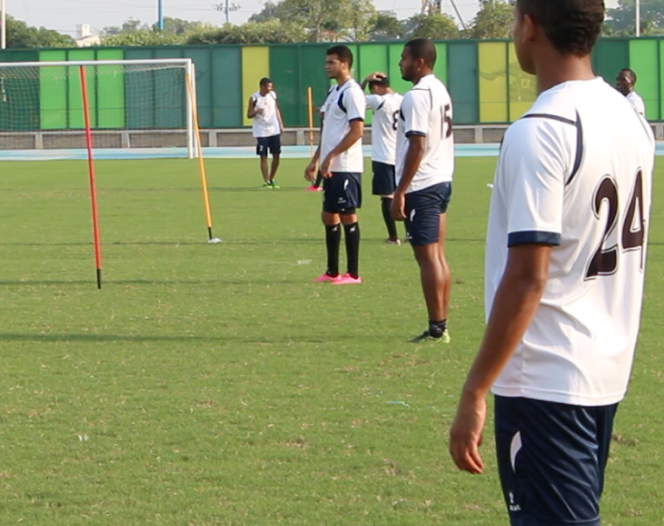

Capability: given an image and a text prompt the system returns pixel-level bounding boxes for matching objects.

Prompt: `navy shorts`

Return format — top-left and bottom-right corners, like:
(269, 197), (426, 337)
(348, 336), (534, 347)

(372, 161), (396, 196)
(323, 172), (362, 214)
(404, 182), (452, 246)
(495, 395), (618, 526)
(256, 135), (281, 156)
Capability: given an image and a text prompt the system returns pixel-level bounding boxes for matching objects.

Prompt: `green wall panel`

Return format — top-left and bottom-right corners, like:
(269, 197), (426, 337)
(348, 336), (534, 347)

(211, 47), (242, 127)
(594, 40), (630, 85)
(447, 42), (479, 124)
(358, 44), (390, 124)
(434, 43), (447, 84)
(630, 40), (659, 120)
(39, 50), (68, 130)
(184, 48), (213, 129)
(269, 46), (300, 128)
(153, 48), (186, 129)
(96, 48), (125, 129)
(0, 50), (39, 132)
(68, 49), (97, 129)
(124, 48), (155, 129)
(508, 43), (537, 121)
(478, 42), (507, 123)
(387, 44), (411, 97)
(300, 45), (329, 127)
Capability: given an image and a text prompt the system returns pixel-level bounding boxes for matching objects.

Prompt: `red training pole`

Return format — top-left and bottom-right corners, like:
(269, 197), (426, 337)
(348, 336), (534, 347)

(79, 65), (103, 289)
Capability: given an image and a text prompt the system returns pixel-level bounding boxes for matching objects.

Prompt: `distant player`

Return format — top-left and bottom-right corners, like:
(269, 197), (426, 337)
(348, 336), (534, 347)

(304, 45), (366, 285)
(247, 77), (284, 188)
(361, 73), (404, 244)
(616, 68), (646, 117)
(392, 38), (454, 342)
(450, 3), (655, 526)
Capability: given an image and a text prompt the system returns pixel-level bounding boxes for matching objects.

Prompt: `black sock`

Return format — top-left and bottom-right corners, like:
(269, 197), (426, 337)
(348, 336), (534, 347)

(325, 224), (341, 277)
(428, 319), (447, 337)
(381, 197), (398, 240)
(343, 222), (360, 279)
(314, 171), (323, 188)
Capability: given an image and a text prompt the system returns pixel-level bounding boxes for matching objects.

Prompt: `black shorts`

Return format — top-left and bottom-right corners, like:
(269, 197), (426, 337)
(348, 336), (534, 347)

(323, 172), (362, 214)
(256, 135), (281, 156)
(495, 395), (618, 526)
(404, 182), (452, 246)
(372, 161), (396, 196)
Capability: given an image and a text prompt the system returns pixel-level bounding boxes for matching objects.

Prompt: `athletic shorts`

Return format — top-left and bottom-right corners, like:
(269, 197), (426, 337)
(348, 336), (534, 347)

(323, 172), (362, 214)
(256, 135), (281, 156)
(404, 182), (452, 246)
(495, 395), (618, 526)
(372, 161), (396, 196)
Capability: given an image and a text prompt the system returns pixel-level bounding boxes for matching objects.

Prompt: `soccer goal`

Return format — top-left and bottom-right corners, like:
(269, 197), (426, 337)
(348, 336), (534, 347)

(0, 58), (219, 289)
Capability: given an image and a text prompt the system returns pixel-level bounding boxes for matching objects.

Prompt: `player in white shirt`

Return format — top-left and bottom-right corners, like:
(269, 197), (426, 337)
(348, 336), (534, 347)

(360, 74), (404, 244)
(616, 68), (646, 117)
(304, 45), (366, 285)
(246, 77), (284, 189)
(391, 38), (454, 342)
(450, 2), (655, 525)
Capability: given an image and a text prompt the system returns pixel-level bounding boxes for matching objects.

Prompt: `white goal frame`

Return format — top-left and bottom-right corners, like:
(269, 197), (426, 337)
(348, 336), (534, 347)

(0, 58), (199, 159)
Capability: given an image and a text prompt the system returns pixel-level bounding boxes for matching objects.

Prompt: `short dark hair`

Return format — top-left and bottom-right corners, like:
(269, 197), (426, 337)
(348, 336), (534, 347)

(404, 38), (437, 68)
(619, 68), (637, 84)
(516, 0), (604, 57)
(327, 45), (354, 69)
(259, 77), (272, 87)
(369, 77), (390, 89)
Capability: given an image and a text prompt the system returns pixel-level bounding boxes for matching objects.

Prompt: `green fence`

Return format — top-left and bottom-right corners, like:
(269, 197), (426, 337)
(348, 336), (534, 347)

(0, 38), (661, 132)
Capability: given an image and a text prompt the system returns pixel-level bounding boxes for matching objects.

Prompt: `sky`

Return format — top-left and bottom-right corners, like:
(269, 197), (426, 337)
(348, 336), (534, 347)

(11, 0), (620, 37)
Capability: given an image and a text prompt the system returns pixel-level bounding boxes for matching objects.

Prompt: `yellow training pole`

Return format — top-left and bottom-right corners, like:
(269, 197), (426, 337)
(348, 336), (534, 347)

(307, 87), (315, 157)
(185, 73), (219, 243)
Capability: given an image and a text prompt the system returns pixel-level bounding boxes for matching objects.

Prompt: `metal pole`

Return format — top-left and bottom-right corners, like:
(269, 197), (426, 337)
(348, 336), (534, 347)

(225, 0), (230, 24)
(636, 0), (640, 37)
(1, 0), (7, 50)
(158, 0), (164, 31)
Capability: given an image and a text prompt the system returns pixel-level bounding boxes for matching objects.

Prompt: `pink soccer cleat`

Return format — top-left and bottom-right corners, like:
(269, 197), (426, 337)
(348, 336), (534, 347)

(306, 185), (323, 192)
(314, 273), (342, 283)
(331, 273), (363, 285)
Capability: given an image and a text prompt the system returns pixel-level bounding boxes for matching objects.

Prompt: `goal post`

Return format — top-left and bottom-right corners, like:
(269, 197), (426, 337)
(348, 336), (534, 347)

(0, 58), (198, 158)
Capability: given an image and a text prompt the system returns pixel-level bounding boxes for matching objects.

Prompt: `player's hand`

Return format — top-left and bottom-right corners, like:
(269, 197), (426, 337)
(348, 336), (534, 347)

(391, 192), (406, 220)
(304, 161), (318, 182)
(320, 156), (333, 178)
(449, 390), (487, 474)
(365, 72), (387, 83)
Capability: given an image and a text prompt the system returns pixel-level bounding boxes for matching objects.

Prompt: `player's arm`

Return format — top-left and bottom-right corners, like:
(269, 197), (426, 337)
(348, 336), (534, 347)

(449, 122), (566, 474)
(276, 99), (285, 133)
(391, 93), (427, 220)
(360, 72), (387, 91)
(320, 89), (366, 177)
(246, 97), (261, 119)
(305, 116), (324, 181)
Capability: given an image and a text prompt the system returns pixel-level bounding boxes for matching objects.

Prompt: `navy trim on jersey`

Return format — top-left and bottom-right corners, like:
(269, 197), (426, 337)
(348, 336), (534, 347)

(406, 131), (426, 138)
(376, 101), (385, 111)
(399, 109), (405, 120)
(348, 117), (364, 123)
(521, 113), (576, 126)
(567, 111), (584, 186)
(338, 92), (347, 113)
(508, 231), (561, 247)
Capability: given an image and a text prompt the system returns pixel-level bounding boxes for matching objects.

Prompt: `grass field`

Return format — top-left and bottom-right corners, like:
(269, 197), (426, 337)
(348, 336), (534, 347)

(0, 156), (662, 525)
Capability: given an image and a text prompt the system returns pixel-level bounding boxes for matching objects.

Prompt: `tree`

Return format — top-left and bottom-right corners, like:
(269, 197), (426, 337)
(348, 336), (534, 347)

(101, 31), (186, 47)
(153, 17), (213, 35)
(186, 20), (307, 44)
(368, 13), (405, 41)
(405, 13), (459, 40)
(605, 0), (664, 36)
(249, 2), (282, 23)
(469, 0), (514, 39)
(5, 15), (74, 48)
(102, 18), (151, 36)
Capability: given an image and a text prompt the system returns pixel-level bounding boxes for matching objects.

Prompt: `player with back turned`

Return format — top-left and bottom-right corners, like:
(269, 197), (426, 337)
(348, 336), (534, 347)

(450, 1), (655, 525)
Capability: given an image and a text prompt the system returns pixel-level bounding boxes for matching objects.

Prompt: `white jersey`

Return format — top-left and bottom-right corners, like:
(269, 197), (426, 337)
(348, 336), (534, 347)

(366, 92), (403, 165)
(486, 78), (655, 406)
(627, 90), (646, 117)
(251, 91), (280, 138)
(395, 74), (454, 193)
(320, 80), (366, 173)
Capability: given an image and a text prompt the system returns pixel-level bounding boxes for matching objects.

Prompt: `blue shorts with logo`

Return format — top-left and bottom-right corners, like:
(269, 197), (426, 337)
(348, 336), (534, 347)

(404, 182), (452, 246)
(323, 172), (362, 214)
(372, 161), (396, 196)
(256, 134), (281, 156)
(495, 395), (618, 526)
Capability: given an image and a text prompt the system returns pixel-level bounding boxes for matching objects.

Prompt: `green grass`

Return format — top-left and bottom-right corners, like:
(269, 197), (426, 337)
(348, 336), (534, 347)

(0, 157), (662, 525)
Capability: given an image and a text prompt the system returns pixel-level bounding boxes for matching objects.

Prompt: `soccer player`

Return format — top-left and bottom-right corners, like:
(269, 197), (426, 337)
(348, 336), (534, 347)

(247, 77), (284, 188)
(449, 2), (655, 526)
(392, 38), (454, 342)
(304, 45), (366, 285)
(361, 73), (404, 244)
(616, 68), (646, 117)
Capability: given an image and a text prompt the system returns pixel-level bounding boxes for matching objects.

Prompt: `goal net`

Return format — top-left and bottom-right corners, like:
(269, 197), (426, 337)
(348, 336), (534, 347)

(0, 59), (197, 158)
